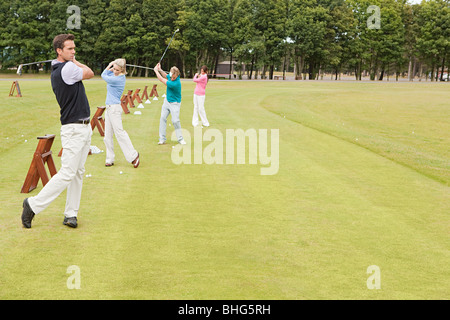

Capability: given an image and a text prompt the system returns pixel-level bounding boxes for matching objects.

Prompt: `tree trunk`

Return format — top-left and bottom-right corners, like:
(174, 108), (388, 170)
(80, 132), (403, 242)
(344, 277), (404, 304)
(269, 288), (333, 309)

(213, 52), (219, 77)
(408, 56), (412, 81)
(439, 56), (445, 81)
(430, 62), (435, 81)
(295, 55), (303, 80)
(308, 60), (314, 80)
(357, 59), (362, 80)
(254, 55), (259, 79)
(378, 63), (385, 81)
(249, 55), (255, 79)
(229, 50), (233, 79)
(417, 62), (422, 81)
(447, 60), (450, 81)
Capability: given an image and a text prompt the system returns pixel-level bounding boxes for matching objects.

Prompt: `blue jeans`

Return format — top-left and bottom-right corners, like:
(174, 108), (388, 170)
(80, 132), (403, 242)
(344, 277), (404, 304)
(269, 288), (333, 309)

(159, 98), (183, 142)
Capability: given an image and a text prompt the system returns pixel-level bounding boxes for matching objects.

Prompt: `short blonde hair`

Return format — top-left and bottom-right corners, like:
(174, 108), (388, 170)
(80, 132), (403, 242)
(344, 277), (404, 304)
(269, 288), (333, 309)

(170, 66), (180, 79)
(114, 58), (127, 75)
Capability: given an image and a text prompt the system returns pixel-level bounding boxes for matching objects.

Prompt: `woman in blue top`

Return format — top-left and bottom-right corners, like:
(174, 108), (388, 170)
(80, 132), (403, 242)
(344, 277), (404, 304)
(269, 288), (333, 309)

(101, 59), (140, 168)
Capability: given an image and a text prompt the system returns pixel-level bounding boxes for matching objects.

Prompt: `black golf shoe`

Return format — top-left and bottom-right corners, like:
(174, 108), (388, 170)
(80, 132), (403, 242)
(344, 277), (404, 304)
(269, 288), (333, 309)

(63, 216), (78, 228)
(21, 198), (35, 229)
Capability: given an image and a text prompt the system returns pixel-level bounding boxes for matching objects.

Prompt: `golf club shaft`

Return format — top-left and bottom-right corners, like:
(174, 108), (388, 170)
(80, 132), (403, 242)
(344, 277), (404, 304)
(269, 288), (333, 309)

(17, 60), (53, 75)
(159, 29), (179, 64)
(21, 60), (53, 66)
(125, 64), (168, 73)
(126, 64), (154, 71)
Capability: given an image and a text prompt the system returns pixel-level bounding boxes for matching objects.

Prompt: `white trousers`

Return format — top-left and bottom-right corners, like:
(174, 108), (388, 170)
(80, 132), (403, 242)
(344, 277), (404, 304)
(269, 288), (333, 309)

(104, 104), (138, 164)
(192, 94), (209, 127)
(28, 123), (92, 218)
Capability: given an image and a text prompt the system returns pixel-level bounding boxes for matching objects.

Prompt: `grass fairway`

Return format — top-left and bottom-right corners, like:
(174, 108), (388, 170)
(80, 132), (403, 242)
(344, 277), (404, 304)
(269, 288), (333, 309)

(0, 77), (448, 299)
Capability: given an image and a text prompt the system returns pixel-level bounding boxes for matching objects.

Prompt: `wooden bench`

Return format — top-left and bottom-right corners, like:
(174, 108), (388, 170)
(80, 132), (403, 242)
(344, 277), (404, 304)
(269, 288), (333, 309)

(120, 94), (131, 114)
(149, 84), (159, 98)
(90, 106), (106, 136)
(141, 85), (149, 102)
(9, 81), (22, 97)
(132, 88), (143, 105)
(21, 135), (57, 193)
(125, 90), (135, 108)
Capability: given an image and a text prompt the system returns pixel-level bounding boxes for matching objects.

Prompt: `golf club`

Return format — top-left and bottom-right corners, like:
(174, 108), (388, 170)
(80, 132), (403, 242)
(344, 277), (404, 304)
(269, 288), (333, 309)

(159, 29), (179, 64)
(125, 64), (168, 73)
(17, 60), (53, 76)
(126, 64), (155, 71)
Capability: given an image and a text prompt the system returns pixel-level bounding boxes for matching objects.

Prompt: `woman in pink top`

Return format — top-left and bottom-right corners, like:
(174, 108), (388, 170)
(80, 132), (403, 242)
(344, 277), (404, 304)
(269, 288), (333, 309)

(192, 65), (210, 127)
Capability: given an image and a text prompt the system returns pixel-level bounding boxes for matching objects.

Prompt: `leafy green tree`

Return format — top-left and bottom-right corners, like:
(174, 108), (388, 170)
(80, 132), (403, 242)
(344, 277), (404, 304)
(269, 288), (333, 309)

(0, 0), (12, 69)
(141, 0), (179, 73)
(233, 0), (264, 78)
(95, 0), (129, 68)
(80, 0), (110, 68)
(256, 0), (287, 79)
(416, 0), (450, 81)
(289, 0), (330, 79)
(2, 0), (53, 72)
(403, 1), (421, 81)
(223, 0), (240, 79)
(0, 0), (447, 81)
(375, 0), (406, 81)
(178, 0), (231, 76)
(326, 0), (356, 80)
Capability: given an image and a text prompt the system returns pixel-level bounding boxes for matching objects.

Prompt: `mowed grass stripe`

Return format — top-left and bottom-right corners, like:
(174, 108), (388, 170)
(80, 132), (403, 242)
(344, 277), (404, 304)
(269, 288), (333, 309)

(259, 81), (449, 185)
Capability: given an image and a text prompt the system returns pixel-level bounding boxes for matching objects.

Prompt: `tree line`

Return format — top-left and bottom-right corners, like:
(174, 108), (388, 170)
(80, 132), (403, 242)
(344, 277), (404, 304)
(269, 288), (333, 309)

(1, 0), (449, 81)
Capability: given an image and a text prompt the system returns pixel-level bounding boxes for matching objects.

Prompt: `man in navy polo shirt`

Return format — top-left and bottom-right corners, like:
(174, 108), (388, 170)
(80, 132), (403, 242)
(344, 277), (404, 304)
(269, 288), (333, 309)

(21, 34), (94, 229)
